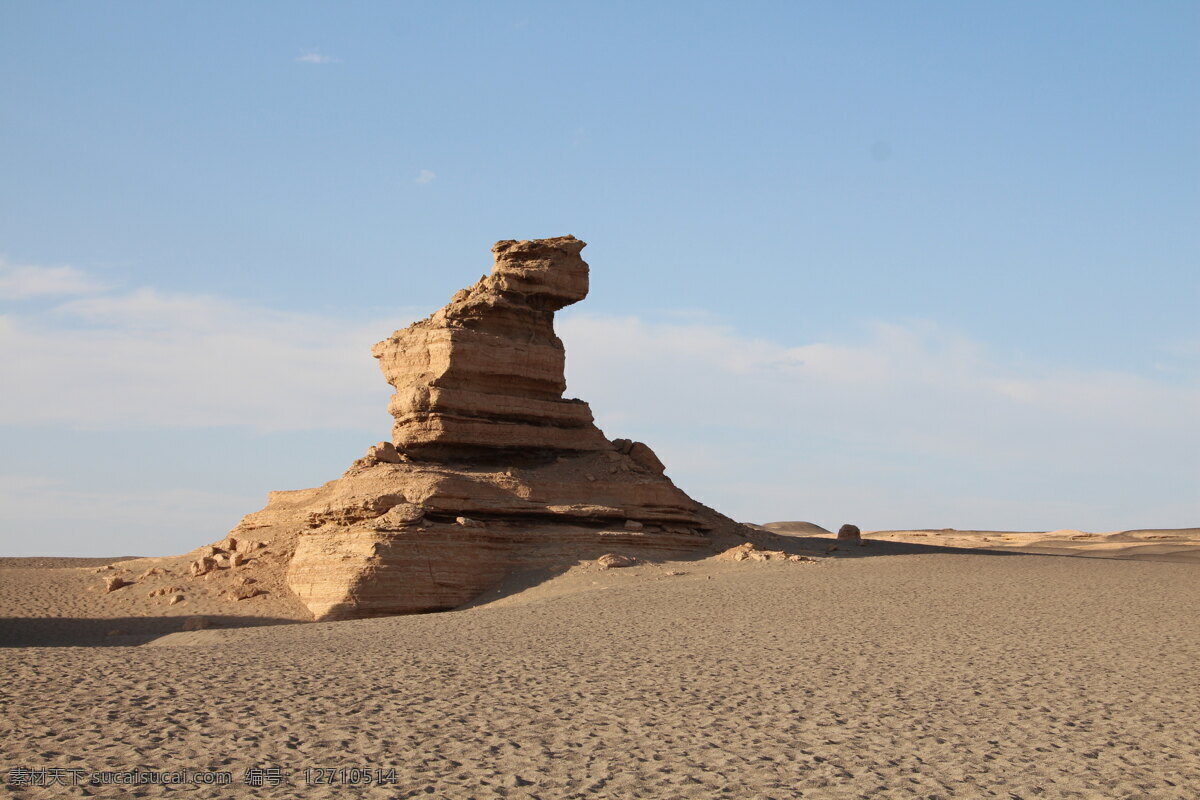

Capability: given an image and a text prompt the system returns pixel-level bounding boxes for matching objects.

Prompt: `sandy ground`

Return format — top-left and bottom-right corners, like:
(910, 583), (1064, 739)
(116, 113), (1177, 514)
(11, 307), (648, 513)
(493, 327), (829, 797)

(0, 545), (311, 648)
(2, 528), (1199, 798)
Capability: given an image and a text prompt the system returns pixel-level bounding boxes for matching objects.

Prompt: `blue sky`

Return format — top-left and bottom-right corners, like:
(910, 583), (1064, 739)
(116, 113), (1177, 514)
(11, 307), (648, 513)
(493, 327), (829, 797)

(1, 2), (1197, 555)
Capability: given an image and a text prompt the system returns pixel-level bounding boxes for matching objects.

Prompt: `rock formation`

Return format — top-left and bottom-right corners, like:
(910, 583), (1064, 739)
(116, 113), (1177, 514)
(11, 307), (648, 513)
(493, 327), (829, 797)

(222, 236), (753, 621)
(103, 576), (129, 593)
(719, 542), (817, 563)
(372, 237), (609, 457)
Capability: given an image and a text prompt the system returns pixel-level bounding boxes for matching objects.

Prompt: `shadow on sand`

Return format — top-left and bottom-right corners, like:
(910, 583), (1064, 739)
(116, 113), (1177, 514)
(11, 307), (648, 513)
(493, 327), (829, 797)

(8, 534), (1191, 647)
(763, 533), (1199, 565)
(765, 535), (1029, 560)
(0, 615), (303, 648)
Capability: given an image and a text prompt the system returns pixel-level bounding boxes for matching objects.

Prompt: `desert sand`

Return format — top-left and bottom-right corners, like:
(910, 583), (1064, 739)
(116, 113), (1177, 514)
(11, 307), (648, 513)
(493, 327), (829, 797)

(4, 240), (1196, 796)
(3, 528), (1200, 799)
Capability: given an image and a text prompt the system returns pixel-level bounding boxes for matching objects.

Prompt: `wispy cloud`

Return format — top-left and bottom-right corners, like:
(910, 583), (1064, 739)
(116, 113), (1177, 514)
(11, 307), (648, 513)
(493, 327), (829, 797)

(415, 169), (437, 185)
(0, 258), (108, 300)
(1, 264), (1195, 533)
(0, 475), (260, 557)
(295, 50), (340, 64)
(559, 314), (1200, 530)
(0, 280), (417, 431)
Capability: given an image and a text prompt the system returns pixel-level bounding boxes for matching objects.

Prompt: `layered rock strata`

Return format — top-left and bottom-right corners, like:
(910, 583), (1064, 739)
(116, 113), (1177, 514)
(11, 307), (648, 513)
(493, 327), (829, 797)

(372, 237), (608, 458)
(224, 236), (751, 621)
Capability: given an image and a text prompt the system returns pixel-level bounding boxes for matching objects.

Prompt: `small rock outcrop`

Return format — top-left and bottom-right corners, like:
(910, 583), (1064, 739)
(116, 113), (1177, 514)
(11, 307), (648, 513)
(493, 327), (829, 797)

(189, 556), (217, 577)
(596, 553), (638, 570)
(837, 524), (861, 541)
(229, 584), (264, 601)
(222, 236), (755, 621)
(103, 576), (129, 593)
(720, 542), (816, 563)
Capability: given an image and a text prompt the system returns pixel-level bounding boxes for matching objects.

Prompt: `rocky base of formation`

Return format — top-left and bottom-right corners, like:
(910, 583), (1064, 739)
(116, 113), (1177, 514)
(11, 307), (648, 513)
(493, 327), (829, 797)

(225, 442), (745, 620)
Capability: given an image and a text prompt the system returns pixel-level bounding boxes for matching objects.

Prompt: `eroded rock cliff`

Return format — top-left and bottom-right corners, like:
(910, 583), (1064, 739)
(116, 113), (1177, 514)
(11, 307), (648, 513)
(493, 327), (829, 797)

(372, 236), (608, 457)
(224, 236), (752, 620)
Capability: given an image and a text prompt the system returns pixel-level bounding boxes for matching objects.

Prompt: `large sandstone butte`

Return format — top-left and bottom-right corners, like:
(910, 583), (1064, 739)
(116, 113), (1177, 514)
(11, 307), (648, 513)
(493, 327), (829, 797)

(226, 236), (752, 620)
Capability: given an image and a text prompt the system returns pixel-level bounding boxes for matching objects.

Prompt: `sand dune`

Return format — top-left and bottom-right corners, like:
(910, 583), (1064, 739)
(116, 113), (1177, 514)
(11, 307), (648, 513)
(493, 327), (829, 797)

(780, 525), (1200, 565)
(759, 521), (833, 535)
(3, 540), (1200, 798)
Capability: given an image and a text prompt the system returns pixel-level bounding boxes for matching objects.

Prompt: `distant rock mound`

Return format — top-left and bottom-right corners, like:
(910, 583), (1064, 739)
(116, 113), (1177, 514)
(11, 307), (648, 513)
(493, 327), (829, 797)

(762, 521), (832, 535)
(225, 236), (753, 621)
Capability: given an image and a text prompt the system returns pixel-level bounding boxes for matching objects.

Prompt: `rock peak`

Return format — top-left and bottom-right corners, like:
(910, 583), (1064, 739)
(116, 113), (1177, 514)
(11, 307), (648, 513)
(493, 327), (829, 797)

(373, 235), (605, 459)
(486, 235), (588, 310)
(489, 234), (588, 306)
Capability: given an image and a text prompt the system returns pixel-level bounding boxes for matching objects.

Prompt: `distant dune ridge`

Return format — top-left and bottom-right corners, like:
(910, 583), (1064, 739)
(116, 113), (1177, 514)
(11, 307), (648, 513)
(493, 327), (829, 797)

(853, 527), (1200, 563)
(761, 521), (832, 535)
(760, 522), (1200, 562)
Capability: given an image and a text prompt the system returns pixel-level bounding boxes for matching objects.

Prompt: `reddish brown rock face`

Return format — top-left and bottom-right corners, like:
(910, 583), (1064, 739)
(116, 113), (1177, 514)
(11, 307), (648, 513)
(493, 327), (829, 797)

(218, 236), (753, 621)
(371, 236), (608, 458)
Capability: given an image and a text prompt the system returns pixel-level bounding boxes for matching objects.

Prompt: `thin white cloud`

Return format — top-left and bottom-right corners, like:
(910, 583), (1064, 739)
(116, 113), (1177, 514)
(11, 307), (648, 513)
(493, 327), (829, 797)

(0, 280), (418, 431)
(0, 258), (108, 300)
(0, 475), (259, 557)
(560, 314), (1198, 433)
(558, 313), (1200, 530)
(295, 51), (339, 64)
(415, 169), (437, 185)
(1, 265), (1195, 532)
